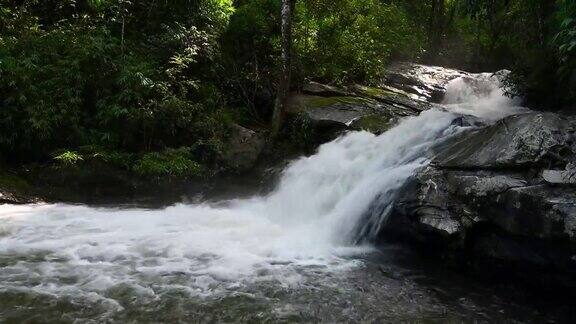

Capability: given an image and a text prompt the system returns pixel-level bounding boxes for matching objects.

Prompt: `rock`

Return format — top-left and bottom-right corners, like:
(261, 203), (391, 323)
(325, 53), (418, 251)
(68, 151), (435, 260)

(0, 171), (38, 204)
(348, 113), (396, 134)
(349, 84), (432, 113)
(432, 113), (576, 169)
(286, 82), (434, 140)
(400, 169), (576, 243)
(543, 163), (576, 184)
(491, 185), (576, 240)
(376, 168), (475, 241)
(220, 124), (265, 172)
(302, 81), (350, 97)
(448, 173), (527, 198)
(367, 110), (576, 291)
(286, 95), (380, 129)
(381, 165), (576, 291)
(471, 232), (549, 266)
(382, 62), (468, 102)
(450, 115), (485, 128)
(388, 112), (576, 242)
(0, 189), (37, 204)
(419, 213), (462, 235)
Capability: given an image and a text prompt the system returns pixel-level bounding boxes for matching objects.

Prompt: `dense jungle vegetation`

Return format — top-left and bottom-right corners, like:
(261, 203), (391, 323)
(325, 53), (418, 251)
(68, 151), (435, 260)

(0, 0), (574, 177)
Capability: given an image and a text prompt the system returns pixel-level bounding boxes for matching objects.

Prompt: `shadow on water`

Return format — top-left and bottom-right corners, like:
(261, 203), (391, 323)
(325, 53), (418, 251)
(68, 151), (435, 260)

(363, 245), (575, 323)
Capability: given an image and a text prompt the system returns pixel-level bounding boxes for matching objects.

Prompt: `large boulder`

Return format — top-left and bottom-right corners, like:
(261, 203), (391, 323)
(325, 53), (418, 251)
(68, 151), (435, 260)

(286, 95), (381, 129)
(286, 82), (433, 138)
(543, 163), (576, 185)
(220, 124), (266, 172)
(348, 84), (432, 113)
(302, 81), (351, 97)
(382, 62), (469, 102)
(370, 112), (576, 291)
(384, 167), (576, 290)
(392, 169), (576, 241)
(432, 113), (576, 169)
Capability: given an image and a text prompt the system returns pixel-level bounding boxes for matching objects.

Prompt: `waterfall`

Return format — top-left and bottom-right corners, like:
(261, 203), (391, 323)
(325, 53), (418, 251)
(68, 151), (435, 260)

(0, 70), (525, 300)
(442, 71), (526, 120)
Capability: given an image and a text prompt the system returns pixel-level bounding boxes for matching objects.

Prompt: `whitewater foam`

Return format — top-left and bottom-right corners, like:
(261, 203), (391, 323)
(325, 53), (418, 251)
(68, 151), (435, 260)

(442, 72), (527, 120)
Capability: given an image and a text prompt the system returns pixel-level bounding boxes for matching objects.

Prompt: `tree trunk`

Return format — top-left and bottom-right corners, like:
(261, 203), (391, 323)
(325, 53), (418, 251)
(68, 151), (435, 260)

(271, 0), (295, 138)
(121, 15), (125, 55)
(427, 0), (445, 62)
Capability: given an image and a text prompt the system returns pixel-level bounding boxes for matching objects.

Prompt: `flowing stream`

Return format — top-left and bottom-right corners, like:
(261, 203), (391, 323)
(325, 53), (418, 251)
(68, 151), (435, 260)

(0, 71), (565, 322)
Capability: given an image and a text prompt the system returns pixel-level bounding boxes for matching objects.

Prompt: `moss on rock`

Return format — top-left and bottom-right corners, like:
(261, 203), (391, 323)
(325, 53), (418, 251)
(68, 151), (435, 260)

(0, 169), (35, 204)
(0, 171), (31, 193)
(350, 113), (396, 134)
(353, 85), (400, 99)
(304, 96), (375, 109)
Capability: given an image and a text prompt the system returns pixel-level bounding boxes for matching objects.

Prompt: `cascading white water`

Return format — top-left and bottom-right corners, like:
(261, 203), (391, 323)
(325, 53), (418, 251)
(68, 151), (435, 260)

(442, 72), (527, 119)
(0, 70), (526, 303)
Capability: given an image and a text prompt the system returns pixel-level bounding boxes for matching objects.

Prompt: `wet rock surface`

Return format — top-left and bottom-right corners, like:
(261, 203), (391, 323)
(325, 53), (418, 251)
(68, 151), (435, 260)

(382, 112), (576, 292)
(287, 68), (440, 138)
(0, 171), (38, 205)
(432, 113), (576, 169)
(543, 163), (576, 184)
(381, 62), (468, 102)
(286, 95), (382, 129)
(0, 189), (37, 205)
(302, 81), (351, 97)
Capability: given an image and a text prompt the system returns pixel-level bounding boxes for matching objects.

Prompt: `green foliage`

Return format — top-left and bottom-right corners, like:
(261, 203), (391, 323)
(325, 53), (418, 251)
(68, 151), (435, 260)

(221, 0), (426, 123)
(134, 148), (204, 178)
(0, 0), (234, 165)
(218, 0), (280, 124)
(79, 146), (135, 169)
(446, 0), (575, 108)
(284, 113), (316, 148)
(0, 170), (31, 194)
(223, 0), (576, 111)
(53, 151), (84, 166)
(1, 0), (575, 174)
(294, 0), (424, 83)
(555, 0), (576, 102)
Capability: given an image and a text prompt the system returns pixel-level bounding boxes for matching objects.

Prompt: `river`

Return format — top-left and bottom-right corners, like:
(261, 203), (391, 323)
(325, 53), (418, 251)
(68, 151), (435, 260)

(0, 70), (571, 322)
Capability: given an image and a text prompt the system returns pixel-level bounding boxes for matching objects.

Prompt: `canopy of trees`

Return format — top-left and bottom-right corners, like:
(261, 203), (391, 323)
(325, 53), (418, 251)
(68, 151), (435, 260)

(0, 0), (574, 173)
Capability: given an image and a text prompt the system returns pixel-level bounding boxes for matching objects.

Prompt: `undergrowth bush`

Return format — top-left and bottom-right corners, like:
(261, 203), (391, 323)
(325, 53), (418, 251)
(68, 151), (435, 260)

(1, 0), (574, 177)
(294, 0), (424, 83)
(0, 0), (234, 166)
(53, 151), (84, 167)
(133, 148), (204, 178)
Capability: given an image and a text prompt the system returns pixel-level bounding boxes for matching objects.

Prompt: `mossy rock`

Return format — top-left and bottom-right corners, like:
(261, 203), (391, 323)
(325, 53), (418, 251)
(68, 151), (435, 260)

(351, 84), (432, 113)
(286, 94), (379, 127)
(0, 169), (36, 204)
(302, 81), (350, 97)
(288, 95), (378, 113)
(351, 85), (403, 100)
(292, 95), (377, 110)
(350, 113), (396, 134)
(0, 171), (31, 193)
